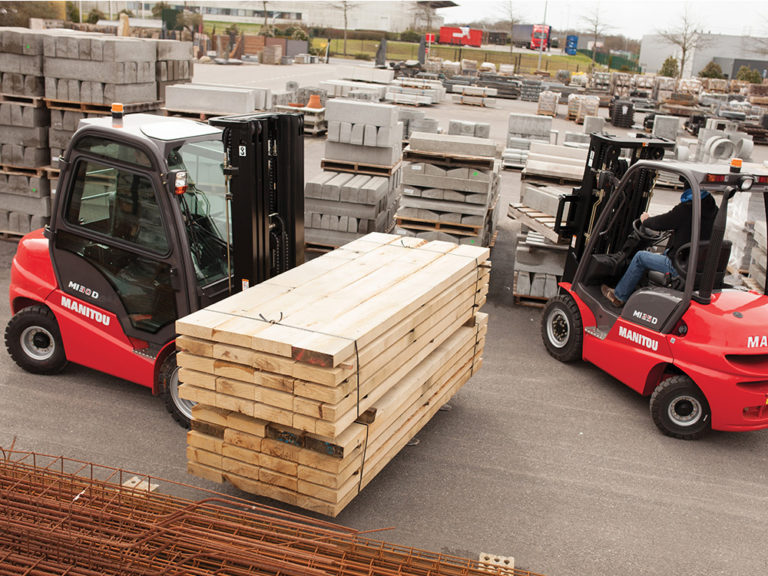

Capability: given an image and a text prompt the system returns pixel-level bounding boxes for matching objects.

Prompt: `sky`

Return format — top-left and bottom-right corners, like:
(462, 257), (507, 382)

(435, 0), (768, 40)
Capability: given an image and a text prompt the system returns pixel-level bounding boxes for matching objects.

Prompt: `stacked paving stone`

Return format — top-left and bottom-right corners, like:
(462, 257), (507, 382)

(0, 28), (52, 233)
(536, 90), (559, 117)
(502, 113), (557, 168)
(165, 83), (271, 115)
(447, 120), (490, 138)
(399, 109), (438, 139)
(451, 85), (497, 107)
(397, 132), (500, 246)
(305, 99), (403, 248)
(567, 94), (600, 124)
(520, 78), (544, 102)
(155, 39), (194, 101)
(513, 230), (567, 300)
(43, 33), (158, 105)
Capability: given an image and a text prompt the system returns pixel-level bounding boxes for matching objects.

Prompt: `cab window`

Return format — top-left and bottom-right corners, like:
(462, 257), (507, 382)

(65, 159), (170, 255)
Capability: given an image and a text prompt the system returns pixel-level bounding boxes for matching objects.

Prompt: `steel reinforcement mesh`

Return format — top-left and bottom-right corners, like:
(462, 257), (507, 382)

(0, 449), (544, 576)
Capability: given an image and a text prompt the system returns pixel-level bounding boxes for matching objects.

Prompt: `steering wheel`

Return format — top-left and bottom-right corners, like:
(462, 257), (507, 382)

(632, 218), (668, 244)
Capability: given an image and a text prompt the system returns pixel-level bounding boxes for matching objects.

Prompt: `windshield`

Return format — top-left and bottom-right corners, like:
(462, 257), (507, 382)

(168, 139), (231, 286)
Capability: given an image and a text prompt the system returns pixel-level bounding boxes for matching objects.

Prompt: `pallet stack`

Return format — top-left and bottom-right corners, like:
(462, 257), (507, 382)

(177, 232), (490, 516)
(0, 28), (52, 234)
(536, 90), (559, 117)
(397, 132), (500, 246)
(304, 99), (403, 249)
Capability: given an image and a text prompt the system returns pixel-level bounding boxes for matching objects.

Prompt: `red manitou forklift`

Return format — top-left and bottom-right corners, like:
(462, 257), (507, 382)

(540, 133), (768, 439)
(5, 108), (305, 426)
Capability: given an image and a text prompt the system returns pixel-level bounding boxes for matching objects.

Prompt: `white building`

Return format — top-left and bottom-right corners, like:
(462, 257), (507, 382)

(77, 1), (453, 33)
(639, 33), (768, 78)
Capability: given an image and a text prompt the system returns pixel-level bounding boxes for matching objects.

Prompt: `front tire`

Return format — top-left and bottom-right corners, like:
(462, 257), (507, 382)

(650, 375), (711, 440)
(541, 294), (583, 362)
(159, 352), (194, 428)
(5, 305), (68, 374)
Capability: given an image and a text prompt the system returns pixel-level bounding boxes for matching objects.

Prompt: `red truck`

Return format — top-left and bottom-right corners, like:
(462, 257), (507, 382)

(438, 26), (483, 48)
(531, 24), (550, 50)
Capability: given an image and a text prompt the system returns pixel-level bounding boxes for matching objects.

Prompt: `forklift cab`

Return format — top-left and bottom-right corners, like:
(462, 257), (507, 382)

(570, 160), (753, 337)
(7, 111), (305, 426)
(48, 115), (232, 352)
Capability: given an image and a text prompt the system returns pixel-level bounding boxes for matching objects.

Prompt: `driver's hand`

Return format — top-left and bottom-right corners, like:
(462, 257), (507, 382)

(640, 212), (650, 222)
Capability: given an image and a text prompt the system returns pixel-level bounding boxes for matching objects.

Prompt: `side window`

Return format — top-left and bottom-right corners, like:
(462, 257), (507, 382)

(66, 159), (170, 254)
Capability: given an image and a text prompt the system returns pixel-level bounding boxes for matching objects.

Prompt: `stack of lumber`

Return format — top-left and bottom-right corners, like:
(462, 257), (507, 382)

(397, 132), (500, 246)
(307, 99), (403, 249)
(177, 233), (490, 516)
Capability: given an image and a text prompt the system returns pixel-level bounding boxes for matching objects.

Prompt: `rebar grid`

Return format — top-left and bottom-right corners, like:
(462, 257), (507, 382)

(0, 450), (544, 576)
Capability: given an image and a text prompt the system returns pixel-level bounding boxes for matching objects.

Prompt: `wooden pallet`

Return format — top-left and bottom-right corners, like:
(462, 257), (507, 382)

(0, 164), (48, 178)
(320, 159), (401, 177)
(304, 240), (337, 253)
(513, 293), (547, 308)
(0, 93), (45, 107)
(396, 216), (482, 237)
(402, 148), (495, 170)
(45, 99), (160, 114)
(507, 202), (564, 244)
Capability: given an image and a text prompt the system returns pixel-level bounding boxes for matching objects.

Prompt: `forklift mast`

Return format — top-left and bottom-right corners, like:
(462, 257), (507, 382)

(209, 113), (305, 292)
(555, 133), (672, 282)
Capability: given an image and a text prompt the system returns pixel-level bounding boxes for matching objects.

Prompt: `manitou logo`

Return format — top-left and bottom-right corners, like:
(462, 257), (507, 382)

(747, 335), (768, 348)
(67, 280), (99, 300)
(618, 325), (658, 351)
(61, 295), (111, 327)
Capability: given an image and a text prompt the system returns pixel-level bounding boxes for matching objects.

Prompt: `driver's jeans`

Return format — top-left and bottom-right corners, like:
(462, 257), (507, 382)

(614, 250), (676, 302)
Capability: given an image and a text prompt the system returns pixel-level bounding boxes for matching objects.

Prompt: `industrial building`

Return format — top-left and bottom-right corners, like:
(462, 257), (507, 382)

(75, 1), (454, 33)
(639, 32), (768, 78)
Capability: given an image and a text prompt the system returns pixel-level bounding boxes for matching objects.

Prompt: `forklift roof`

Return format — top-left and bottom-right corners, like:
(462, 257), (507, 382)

(79, 113), (222, 143)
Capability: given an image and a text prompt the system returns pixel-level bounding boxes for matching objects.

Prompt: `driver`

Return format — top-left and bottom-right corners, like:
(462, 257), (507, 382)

(601, 184), (718, 307)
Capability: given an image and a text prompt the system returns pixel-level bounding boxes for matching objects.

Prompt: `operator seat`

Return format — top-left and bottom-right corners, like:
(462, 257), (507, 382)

(647, 240), (732, 291)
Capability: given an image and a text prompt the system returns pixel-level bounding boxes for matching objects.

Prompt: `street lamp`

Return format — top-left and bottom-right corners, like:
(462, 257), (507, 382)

(537, 0), (548, 70)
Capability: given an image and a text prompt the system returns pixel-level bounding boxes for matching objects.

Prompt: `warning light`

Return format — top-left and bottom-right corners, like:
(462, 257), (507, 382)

(730, 157), (743, 173)
(111, 102), (124, 128)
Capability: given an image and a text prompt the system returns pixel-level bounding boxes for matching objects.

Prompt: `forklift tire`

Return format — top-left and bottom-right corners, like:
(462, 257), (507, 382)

(650, 376), (711, 440)
(159, 352), (193, 428)
(541, 294), (583, 362)
(5, 305), (68, 374)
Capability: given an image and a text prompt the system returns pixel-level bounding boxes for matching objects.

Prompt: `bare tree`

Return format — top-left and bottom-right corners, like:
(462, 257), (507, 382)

(581, 2), (610, 67)
(333, 1), (354, 56)
(411, 1), (435, 32)
(657, 4), (707, 79)
(502, 0), (518, 56)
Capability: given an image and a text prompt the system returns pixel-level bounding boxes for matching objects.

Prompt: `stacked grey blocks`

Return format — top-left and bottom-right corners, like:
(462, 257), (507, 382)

(305, 99), (403, 248)
(397, 132), (501, 246)
(0, 28), (52, 233)
(165, 83), (270, 114)
(0, 28), (196, 236)
(156, 39), (194, 101)
(43, 32), (158, 104)
(513, 232), (567, 299)
(502, 113), (557, 169)
(399, 109), (439, 139)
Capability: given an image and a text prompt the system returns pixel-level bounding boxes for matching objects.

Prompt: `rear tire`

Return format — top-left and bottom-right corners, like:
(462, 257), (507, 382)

(541, 294), (583, 362)
(650, 375), (711, 440)
(159, 352), (193, 428)
(5, 305), (67, 374)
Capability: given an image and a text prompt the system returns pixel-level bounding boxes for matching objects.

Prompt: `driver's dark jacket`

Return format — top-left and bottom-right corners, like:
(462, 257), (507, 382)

(644, 193), (718, 256)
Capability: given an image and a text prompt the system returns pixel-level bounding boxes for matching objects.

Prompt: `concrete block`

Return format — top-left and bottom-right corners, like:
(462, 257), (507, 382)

(350, 123), (365, 146)
(0, 209), (8, 231)
(475, 123), (491, 138)
(340, 174), (371, 203)
(321, 172), (356, 201)
(410, 118), (439, 133)
(339, 122), (352, 144)
(409, 132), (497, 157)
(325, 98), (398, 127)
(165, 84), (257, 113)
(508, 112), (553, 139)
(0, 192), (50, 216)
(327, 120), (341, 142)
(1, 126), (48, 148)
(582, 116), (605, 135)
(0, 53), (44, 75)
(652, 115), (680, 141)
(8, 211), (31, 234)
(103, 82), (157, 104)
(304, 171), (339, 198)
(324, 141), (401, 166)
(360, 176), (389, 203)
(363, 124), (378, 147)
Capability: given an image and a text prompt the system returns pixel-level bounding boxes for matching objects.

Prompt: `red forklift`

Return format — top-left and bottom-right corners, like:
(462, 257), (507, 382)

(5, 108), (305, 426)
(541, 134), (768, 439)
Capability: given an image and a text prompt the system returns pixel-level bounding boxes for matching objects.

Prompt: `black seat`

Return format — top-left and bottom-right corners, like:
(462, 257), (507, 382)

(648, 240), (732, 290)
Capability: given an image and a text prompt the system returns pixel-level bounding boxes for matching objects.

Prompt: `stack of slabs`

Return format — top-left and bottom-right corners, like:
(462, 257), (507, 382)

(177, 232), (490, 516)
